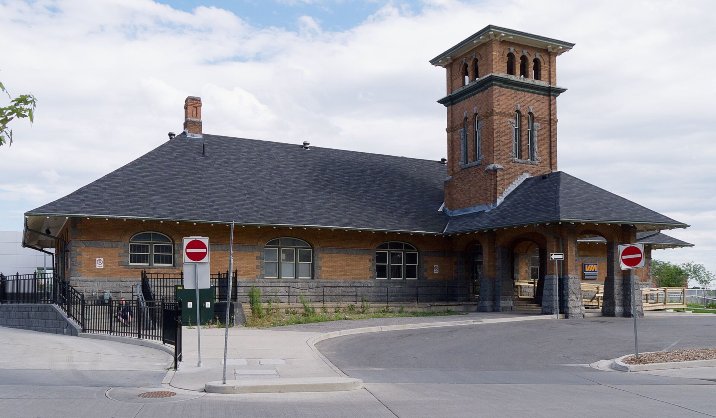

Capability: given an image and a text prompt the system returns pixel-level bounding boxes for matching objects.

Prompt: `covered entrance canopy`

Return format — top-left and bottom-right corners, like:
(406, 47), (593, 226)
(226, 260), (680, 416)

(446, 172), (689, 318)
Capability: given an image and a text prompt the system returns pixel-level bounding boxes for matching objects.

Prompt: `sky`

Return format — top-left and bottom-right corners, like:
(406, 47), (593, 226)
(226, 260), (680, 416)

(0, 0), (714, 282)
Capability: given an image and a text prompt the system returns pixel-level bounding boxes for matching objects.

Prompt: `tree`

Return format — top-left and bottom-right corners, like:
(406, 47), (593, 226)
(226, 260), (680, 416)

(0, 80), (37, 146)
(650, 260), (686, 287)
(681, 262), (715, 289)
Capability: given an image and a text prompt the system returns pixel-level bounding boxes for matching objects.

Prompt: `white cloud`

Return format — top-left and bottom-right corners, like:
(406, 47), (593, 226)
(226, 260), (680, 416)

(1, 0), (715, 276)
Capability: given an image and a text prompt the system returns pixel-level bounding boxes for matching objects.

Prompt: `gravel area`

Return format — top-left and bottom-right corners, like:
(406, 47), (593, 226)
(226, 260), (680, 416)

(624, 348), (716, 365)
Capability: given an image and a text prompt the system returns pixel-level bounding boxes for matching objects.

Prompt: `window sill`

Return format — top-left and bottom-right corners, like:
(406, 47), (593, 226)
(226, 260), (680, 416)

(512, 158), (540, 165)
(459, 158), (484, 169)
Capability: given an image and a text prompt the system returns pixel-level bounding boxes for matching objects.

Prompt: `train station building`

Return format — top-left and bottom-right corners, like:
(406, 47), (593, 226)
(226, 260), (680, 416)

(22, 25), (690, 318)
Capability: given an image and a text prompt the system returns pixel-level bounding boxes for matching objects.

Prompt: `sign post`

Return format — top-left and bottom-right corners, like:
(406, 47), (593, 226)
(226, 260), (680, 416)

(550, 253), (564, 319)
(184, 236), (210, 367)
(223, 222), (234, 385)
(619, 243), (644, 358)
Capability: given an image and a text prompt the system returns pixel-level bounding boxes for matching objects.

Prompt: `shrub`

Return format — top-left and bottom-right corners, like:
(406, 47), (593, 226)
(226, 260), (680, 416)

(300, 295), (315, 317)
(248, 286), (264, 318)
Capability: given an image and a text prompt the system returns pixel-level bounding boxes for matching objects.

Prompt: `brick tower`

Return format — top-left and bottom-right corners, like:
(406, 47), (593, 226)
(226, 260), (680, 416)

(430, 26), (573, 213)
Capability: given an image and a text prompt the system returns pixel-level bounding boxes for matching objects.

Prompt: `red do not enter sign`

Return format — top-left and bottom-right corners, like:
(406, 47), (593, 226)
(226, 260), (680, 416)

(619, 244), (644, 270)
(184, 237), (209, 263)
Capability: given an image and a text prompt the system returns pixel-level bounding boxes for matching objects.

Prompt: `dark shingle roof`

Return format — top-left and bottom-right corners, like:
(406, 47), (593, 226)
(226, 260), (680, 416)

(636, 231), (693, 248)
(27, 136), (687, 236)
(444, 171), (687, 234)
(27, 134), (449, 233)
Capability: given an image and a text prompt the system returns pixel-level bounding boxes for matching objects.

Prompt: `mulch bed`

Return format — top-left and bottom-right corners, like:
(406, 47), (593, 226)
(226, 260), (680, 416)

(623, 348), (716, 365)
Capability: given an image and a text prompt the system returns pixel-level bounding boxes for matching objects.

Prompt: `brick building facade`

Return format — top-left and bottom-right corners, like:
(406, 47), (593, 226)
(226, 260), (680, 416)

(23, 26), (690, 318)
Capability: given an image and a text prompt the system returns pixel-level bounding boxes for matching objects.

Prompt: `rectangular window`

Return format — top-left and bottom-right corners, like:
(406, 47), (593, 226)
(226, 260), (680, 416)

(153, 244), (173, 266)
(474, 118), (481, 161)
(298, 249), (312, 279)
(264, 248), (278, 278)
(405, 251), (418, 280)
(376, 251), (388, 279)
(460, 128), (467, 164)
(280, 248), (295, 279)
(390, 251), (403, 279)
(129, 243), (150, 265)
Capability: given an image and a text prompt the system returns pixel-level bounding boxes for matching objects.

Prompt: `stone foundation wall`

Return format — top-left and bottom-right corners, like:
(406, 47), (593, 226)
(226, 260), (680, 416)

(0, 304), (81, 336)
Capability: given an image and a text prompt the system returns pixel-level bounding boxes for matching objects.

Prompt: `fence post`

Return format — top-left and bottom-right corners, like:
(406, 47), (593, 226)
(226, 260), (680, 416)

(137, 301), (142, 339)
(386, 286), (389, 308)
(323, 287), (325, 306)
(109, 299), (114, 335)
(80, 295), (86, 331)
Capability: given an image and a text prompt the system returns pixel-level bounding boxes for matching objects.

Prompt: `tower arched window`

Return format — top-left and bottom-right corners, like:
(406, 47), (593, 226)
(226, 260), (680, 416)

(506, 53), (515, 75)
(533, 58), (541, 80)
(474, 114), (481, 161)
(460, 117), (468, 164)
(375, 242), (418, 280)
(513, 110), (522, 159)
(527, 112), (536, 161)
(519, 55), (528, 77)
(264, 237), (313, 279)
(129, 232), (173, 266)
(462, 63), (469, 86)
(472, 58), (479, 80)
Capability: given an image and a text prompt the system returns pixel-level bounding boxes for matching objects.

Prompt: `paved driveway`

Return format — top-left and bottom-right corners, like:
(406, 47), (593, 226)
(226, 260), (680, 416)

(316, 314), (716, 417)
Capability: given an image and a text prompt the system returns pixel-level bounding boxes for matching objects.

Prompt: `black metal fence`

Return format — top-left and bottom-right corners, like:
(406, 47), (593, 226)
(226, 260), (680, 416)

(140, 270), (473, 306)
(0, 272), (182, 369)
(239, 282), (474, 305)
(140, 270), (238, 303)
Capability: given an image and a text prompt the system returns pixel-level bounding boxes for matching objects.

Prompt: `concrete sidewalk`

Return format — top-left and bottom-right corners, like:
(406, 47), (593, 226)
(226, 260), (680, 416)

(168, 313), (552, 394)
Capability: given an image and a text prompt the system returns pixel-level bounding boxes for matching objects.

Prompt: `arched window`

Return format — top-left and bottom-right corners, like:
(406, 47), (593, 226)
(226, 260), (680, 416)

(460, 116), (468, 164)
(472, 58), (479, 80)
(264, 237), (312, 279)
(376, 242), (418, 280)
(506, 53), (515, 75)
(519, 55), (528, 77)
(129, 232), (173, 266)
(532, 58), (541, 80)
(527, 112), (536, 161)
(462, 63), (469, 86)
(474, 114), (481, 161)
(513, 110), (522, 159)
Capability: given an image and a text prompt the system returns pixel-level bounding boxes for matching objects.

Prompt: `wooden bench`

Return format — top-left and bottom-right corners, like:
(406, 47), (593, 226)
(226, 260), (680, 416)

(581, 283), (603, 309)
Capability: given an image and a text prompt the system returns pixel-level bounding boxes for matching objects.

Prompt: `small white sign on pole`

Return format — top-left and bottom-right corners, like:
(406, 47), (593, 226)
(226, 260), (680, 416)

(550, 253), (564, 261)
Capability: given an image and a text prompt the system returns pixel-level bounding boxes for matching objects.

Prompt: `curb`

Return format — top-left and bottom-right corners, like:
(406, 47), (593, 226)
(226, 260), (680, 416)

(205, 377), (363, 394)
(79, 332), (176, 370)
(612, 354), (716, 372)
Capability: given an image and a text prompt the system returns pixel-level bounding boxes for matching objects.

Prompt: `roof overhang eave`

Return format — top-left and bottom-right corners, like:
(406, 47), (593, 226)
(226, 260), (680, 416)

(23, 212), (446, 236)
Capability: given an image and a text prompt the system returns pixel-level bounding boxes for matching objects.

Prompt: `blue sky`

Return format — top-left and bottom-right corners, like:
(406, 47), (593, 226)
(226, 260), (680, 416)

(161, 0), (405, 31)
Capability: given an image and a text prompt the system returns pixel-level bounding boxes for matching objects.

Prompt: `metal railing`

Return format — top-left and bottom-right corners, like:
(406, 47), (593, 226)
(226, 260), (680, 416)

(140, 270), (237, 303)
(140, 271), (473, 306)
(238, 282), (473, 305)
(641, 287), (687, 310)
(0, 272), (182, 369)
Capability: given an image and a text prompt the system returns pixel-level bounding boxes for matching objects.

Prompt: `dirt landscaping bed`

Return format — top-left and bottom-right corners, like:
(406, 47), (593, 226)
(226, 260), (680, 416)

(624, 348), (716, 365)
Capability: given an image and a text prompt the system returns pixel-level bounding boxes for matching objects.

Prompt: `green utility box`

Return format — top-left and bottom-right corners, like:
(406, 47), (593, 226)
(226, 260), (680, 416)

(176, 286), (215, 326)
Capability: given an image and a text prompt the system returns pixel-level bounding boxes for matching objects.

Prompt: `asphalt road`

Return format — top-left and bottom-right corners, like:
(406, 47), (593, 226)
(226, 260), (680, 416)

(316, 314), (716, 417)
(2, 314), (716, 417)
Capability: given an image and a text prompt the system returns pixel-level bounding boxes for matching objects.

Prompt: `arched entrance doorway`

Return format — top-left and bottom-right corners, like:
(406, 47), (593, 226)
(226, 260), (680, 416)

(508, 237), (547, 312)
(465, 242), (483, 300)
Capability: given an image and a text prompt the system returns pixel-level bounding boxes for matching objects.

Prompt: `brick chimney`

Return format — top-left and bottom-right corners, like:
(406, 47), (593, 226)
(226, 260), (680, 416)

(183, 96), (202, 135)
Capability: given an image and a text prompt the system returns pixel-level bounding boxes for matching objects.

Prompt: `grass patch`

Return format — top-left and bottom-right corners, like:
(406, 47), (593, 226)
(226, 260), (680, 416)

(245, 306), (463, 328)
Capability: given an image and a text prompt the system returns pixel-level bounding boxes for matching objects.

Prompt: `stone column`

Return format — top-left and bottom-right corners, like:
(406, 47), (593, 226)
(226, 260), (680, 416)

(561, 226), (584, 319)
(494, 246), (513, 311)
(603, 226), (643, 317)
(541, 274), (558, 315)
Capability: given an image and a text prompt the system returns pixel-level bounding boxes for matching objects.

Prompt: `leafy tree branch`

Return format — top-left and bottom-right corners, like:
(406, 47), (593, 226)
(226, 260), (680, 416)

(0, 80), (37, 146)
